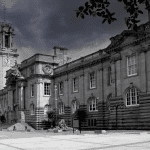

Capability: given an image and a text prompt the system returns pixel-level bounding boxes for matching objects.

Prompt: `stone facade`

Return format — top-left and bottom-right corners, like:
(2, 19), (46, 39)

(1, 21), (150, 130)
(0, 22), (19, 90)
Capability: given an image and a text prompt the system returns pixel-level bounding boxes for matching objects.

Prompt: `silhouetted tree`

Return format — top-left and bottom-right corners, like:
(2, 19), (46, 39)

(73, 108), (87, 132)
(47, 110), (57, 127)
(1, 115), (6, 123)
(75, 0), (150, 31)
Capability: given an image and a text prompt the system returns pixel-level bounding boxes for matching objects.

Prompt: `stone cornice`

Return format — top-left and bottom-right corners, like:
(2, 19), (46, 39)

(26, 74), (53, 80)
(53, 55), (110, 78)
(17, 81), (27, 87)
(20, 61), (58, 71)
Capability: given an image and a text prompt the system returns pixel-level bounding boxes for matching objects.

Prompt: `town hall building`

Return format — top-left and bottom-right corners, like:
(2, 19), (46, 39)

(0, 12), (150, 130)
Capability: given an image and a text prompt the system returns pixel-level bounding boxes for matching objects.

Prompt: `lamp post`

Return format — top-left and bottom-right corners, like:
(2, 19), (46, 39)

(110, 103), (124, 130)
(54, 85), (58, 124)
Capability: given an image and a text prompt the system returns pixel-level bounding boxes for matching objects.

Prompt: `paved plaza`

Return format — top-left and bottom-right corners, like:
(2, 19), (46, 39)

(0, 130), (149, 150)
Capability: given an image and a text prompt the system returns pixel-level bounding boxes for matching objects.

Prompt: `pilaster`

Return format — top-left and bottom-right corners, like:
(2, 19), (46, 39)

(110, 52), (122, 97)
(139, 45), (147, 93)
(98, 67), (103, 101)
(7, 86), (13, 111)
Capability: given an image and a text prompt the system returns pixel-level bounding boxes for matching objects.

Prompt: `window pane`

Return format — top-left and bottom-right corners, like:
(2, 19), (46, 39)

(59, 82), (63, 95)
(90, 72), (96, 88)
(126, 87), (139, 106)
(127, 56), (137, 76)
(44, 83), (50, 95)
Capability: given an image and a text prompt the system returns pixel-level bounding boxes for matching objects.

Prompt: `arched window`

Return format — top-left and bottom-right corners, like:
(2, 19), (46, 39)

(30, 101), (35, 115)
(87, 94), (98, 112)
(71, 97), (79, 114)
(106, 93), (112, 111)
(125, 87), (140, 106)
(58, 102), (64, 114)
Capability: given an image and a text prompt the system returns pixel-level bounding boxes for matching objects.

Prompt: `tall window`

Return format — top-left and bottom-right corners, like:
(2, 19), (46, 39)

(44, 83), (51, 96)
(126, 87), (140, 106)
(108, 67), (112, 85)
(73, 78), (78, 92)
(59, 82), (64, 95)
(89, 72), (96, 89)
(89, 98), (98, 112)
(127, 55), (137, 76)
(59, 103), (64, 114)
(31, 84), (34, 97)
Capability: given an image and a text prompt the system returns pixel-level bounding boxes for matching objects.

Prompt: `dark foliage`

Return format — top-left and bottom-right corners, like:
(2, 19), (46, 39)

(75, 0), (150, 31)
(0, 115), (6, 123)
(73, 108), (87, 122)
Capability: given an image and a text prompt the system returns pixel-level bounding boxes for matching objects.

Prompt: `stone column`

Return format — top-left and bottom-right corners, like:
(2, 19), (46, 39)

(18, 82), (25, 110)
(36, 79), (43, 108)
(17, 81), (27, 123)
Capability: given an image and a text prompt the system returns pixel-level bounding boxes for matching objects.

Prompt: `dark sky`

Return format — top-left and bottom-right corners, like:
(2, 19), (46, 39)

(0, 0), (148, 62)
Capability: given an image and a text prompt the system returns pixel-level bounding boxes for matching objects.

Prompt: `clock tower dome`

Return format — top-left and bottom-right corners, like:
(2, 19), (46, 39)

(0, 22), (19, 90)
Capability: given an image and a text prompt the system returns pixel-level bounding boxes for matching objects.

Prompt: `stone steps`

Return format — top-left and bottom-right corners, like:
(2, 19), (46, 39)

(7, 122), (35, 131)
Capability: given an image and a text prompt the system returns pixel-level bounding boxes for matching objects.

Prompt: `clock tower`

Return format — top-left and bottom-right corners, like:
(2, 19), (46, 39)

(0, 22), (19, 90)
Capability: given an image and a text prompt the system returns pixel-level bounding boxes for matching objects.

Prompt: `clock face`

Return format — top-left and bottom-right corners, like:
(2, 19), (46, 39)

(42, 64), (53, 75)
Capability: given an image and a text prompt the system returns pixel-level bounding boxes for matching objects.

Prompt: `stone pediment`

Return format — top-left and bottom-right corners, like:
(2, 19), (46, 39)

(104, 30), (150, 53)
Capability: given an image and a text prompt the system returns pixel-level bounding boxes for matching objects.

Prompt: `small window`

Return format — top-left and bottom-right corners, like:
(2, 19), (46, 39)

(89, 72), (96, 89)
(44, 83), (51, 96)
(126, 87), (140, 106)
(127, 55), (137, 76)
(88, 119), (97, 127)
(108, 67), (112, 85)
(59, 82), (64, 95)
(89, 98), (98, 112)
(59, 103), (64, 114)
(31, 84), (34, 97)
(30, 102), (35, 115)
(73, 77), (78, 92)
(106, 94), (112, 111)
